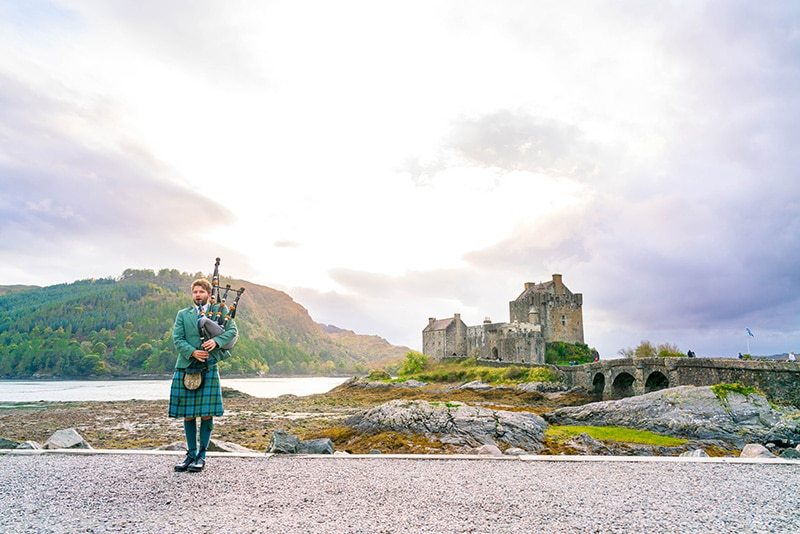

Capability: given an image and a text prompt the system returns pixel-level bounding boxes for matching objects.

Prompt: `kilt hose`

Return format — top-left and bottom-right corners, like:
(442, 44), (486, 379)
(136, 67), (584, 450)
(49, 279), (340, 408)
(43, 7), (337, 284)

(168, 366), (224, 418)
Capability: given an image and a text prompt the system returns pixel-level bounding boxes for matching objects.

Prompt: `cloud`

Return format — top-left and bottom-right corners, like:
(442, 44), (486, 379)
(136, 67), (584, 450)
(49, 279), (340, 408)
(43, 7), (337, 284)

(0, 73), (237, 284)
(402, 110), (600, 185)
(334, 1), (800, 356)
(448, 110), (598, 178)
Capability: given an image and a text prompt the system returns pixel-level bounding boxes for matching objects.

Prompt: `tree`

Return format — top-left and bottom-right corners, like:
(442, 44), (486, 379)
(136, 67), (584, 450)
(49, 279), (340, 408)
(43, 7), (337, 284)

(399, 351), (429, 376)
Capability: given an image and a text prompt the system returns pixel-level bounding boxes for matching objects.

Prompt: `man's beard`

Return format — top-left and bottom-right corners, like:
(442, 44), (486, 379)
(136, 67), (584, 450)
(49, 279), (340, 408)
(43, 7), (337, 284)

(194, 297), (208, 305)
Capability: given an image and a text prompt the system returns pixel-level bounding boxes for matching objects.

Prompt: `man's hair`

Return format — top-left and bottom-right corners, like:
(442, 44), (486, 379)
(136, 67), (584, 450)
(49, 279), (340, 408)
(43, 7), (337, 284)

(191, 278), (212, 293)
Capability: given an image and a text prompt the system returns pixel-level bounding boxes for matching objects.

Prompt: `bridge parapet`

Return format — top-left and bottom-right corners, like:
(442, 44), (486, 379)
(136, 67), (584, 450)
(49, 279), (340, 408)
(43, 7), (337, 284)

(559, 358), (800, 406)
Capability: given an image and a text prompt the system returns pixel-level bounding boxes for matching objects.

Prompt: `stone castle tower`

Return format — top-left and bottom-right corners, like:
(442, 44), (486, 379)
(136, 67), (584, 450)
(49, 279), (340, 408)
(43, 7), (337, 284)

(423, 274), (584, 364)
(508, 274), (584, 344)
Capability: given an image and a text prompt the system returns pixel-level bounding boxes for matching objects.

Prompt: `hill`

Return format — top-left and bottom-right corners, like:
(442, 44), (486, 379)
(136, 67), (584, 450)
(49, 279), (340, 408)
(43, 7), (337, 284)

(0, 269), (409, 378)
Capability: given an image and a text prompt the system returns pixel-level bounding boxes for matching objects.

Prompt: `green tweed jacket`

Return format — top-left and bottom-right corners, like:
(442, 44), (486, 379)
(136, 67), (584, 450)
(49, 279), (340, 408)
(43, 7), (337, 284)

(172, 305), (238, 369)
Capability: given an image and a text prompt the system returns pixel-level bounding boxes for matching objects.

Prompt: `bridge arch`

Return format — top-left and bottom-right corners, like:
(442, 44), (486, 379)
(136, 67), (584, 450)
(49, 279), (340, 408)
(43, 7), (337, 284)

(645, 371), (669, 393)
(592, 372), (605, 398)
(611, 372), (636, 398)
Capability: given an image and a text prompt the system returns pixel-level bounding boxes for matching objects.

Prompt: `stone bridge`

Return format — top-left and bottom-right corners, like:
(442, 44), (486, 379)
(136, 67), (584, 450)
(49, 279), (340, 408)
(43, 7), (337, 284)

(559, 357), (800, 407)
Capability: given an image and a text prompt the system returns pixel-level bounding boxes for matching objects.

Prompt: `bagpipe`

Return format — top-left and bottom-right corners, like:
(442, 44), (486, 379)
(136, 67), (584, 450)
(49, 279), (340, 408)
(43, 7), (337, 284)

(198, 257), (244, 351)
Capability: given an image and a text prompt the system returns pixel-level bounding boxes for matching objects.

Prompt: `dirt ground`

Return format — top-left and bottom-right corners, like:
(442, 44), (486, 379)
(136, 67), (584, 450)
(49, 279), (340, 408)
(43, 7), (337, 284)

(0, 382), (593, 452)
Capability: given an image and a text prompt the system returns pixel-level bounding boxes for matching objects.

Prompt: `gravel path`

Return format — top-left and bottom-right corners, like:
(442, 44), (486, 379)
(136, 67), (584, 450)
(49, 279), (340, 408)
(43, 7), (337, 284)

(1, 454), (799, 533)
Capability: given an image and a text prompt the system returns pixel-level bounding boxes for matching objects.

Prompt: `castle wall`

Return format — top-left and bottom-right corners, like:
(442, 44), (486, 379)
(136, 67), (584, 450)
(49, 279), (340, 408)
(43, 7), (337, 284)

(423, 330), (446, 359)
(509, 275), (584, 345)
(543, 295), (584, 344)
(423, 315), (468, 359)
(467, 322), (544, 364)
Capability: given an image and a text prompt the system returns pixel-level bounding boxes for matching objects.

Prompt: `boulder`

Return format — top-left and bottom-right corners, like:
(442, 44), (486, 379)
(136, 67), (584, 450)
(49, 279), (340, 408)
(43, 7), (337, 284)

(296, 438), (334, 455)
(15, 441), (41, 450)
(346, 400), (548, 452)
(399, 380), (427, 388)
(207, 439), (257, 453)
(474, 444), (502, 455)
(504, 447), (527, 456)
(267, 431), (334, 454)
(368, 449), (382, 455)
(458, 381), (493, 391)
(0, 437), (21, 449)
(268, 430), (300, 454)
(546, 386), (799, 448)
(516, 382), (568, 393)
(563, 433), (613, 456)
(779, 448), (800, 459)
(367, 370), (391, 381)
(680, 449), (709, 458)
(740, 444), (775, 458)
(43, 428), (92, 450)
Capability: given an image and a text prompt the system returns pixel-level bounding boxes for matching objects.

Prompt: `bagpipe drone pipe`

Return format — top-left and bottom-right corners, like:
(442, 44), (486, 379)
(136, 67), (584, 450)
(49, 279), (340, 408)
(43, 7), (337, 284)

(197, 257), (244, 352)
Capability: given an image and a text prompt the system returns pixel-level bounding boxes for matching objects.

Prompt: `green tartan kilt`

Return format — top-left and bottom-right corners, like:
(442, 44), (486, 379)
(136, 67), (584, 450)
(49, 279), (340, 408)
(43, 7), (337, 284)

(168, 366), (224, 418)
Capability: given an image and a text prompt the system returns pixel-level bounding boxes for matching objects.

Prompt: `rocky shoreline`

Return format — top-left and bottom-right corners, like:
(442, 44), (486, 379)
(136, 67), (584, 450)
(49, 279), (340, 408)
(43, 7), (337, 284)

(2, 378), (799, 458)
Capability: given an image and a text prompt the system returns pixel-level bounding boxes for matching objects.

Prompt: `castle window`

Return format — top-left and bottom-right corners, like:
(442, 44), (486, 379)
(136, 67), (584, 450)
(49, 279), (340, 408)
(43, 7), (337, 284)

(561, 315), (566, 326)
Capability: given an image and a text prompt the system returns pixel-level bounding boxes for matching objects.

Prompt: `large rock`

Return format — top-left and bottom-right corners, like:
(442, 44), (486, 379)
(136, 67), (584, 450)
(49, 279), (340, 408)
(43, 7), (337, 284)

(474, 443), (503, 455)
(459, 381), (494, 391)
(563, 433), (613, 456)
(0, 437), (21, 449)
(779, 448), (800, 459)
(546, 386), (799, 448)
(516, 382), (568, 393)
(15, 441), (41, 450)
(268, 430), (300, 453)
(296, 438), (334, 455)
(43, 428), (92, 450)
(346, 400), (548, 452)
(740, 444), (775, 458)
(680, 449), (709, 458)
(267, 431), (334, 454)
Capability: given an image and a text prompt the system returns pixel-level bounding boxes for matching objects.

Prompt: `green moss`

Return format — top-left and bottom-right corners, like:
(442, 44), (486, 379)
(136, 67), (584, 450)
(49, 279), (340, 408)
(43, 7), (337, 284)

(711, 382), (761, 400)
(545, 425), (688, 447)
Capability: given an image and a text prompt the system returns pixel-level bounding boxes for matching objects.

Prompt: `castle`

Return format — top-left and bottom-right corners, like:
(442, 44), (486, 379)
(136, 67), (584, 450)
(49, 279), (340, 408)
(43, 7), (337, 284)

(422, 274), (584, 364)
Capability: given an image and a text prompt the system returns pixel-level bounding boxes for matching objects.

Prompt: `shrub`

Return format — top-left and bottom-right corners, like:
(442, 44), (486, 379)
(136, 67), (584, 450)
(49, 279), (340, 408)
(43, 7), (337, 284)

(620, 341), (685, 359)
(633, 341), (657, 359)
(656, 343), (684, 358)
(398, 351), (429, 376)
(545, 342), (595, 365)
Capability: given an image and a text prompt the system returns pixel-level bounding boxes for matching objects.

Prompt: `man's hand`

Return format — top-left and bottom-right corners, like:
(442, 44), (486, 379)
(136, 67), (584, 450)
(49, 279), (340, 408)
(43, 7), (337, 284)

(192, 350), (210, 362)
(202, 339), (218, 351)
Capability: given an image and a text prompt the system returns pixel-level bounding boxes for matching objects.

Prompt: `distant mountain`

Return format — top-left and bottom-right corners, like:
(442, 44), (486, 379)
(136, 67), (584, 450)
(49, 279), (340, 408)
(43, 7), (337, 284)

(0, 269), (409, 378)
(0, 285), (39, 296)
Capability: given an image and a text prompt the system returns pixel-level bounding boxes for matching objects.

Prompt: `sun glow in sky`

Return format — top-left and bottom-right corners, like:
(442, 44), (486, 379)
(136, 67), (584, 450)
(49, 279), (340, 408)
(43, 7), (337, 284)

(2, 1), (799, 356)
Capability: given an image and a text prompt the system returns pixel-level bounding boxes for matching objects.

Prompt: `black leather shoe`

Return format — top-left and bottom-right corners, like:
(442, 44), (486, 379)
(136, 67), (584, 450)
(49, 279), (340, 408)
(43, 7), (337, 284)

(187, 457), (205, 472)
(174, 454), (195, 472)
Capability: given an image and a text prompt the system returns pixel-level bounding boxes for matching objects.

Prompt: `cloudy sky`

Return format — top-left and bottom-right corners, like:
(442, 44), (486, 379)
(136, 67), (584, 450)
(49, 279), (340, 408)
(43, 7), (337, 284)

(2, 1), (799, 357)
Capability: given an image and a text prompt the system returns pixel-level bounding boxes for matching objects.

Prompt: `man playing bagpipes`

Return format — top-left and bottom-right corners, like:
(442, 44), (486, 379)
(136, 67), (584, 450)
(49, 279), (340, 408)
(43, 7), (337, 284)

(169, 258), (244, 472)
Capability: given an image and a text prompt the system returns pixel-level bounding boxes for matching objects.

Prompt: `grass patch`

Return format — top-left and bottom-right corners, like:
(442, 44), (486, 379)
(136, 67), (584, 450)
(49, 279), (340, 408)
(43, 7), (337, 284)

(545, 425), (688, 447)
(711, 383), (761, 401)
(404, 358), (561, 385)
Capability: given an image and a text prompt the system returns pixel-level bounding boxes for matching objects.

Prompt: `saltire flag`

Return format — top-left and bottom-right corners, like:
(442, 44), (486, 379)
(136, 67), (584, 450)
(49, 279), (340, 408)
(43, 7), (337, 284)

(746, 328), (754, 337)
